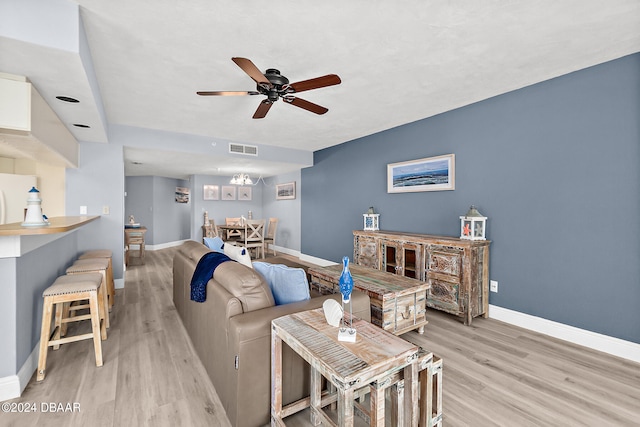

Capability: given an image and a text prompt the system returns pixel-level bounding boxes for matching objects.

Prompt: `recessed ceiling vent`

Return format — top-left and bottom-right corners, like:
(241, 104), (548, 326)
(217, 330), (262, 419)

(229, 143), (258, 156)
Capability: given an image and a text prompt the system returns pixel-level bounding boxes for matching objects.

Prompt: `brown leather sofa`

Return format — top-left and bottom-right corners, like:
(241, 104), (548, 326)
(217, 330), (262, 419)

(173, 240), (371, 426)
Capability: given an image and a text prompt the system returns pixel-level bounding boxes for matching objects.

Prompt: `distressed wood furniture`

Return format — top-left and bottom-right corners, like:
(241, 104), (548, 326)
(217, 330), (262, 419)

(124, 226), (147, 265)
(353, 230), (490, 325)
(349, 347), (443, 427)
(271, 308), (420, 426)
(309, 264), (430, 335)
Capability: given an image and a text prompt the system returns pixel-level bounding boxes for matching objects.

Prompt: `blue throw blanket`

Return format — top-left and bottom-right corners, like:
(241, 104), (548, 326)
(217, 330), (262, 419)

(190, 251), (233, 303)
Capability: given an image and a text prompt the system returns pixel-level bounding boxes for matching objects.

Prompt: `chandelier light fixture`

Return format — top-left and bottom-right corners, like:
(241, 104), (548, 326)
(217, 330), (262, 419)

(230, 173), (253, 185)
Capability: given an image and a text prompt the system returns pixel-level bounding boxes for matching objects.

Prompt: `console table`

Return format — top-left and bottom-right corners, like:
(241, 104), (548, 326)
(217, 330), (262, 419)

(353, 230), (490, 325)
(271, 308), (420, 426)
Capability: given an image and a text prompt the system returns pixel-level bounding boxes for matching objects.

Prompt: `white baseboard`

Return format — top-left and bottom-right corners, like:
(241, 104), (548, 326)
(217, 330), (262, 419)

(0, 340), (39, 402)
(489, 305), (640, 364)
(294, 250), (640, 364)
(0, 375), (20, 402)
(145, 240), (188, 251)
(298, 252), (338, 267)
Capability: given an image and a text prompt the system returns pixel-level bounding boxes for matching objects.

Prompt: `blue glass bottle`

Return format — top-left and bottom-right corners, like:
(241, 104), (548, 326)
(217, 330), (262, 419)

(339, 256), (354, 303)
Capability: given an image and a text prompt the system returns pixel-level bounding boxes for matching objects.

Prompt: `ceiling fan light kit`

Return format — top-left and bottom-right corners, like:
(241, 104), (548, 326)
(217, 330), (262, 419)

(197, 57), (341, 119)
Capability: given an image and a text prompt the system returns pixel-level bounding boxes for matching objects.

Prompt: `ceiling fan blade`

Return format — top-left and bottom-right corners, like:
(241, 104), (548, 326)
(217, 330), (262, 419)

(253, 99), (273, 119)
(232, 57), (271, 88)
(197, 91), (260, 96)
(283, 96), (328, 115)
(288, 74), (341, 93)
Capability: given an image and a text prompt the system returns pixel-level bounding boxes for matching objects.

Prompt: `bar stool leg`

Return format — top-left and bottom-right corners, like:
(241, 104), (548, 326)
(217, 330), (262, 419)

(53, 302), (64, 350)
(106, 257), (115, 310)
(97, 281), (108, 340)
(37, 296), (54, 381)
(88, 290), (103, 367)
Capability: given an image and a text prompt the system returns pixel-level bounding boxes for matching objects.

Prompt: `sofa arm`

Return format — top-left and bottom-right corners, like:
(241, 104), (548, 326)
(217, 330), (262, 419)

(224, 291), (370, 427)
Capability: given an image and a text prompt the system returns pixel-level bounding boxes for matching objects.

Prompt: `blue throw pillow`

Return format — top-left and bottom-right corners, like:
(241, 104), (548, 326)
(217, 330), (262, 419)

(253, 262), (310, 305)
(203, 236), (224, 253)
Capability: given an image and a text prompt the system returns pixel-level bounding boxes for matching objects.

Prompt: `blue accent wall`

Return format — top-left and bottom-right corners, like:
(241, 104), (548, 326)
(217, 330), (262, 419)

(302, 53), (640, 343)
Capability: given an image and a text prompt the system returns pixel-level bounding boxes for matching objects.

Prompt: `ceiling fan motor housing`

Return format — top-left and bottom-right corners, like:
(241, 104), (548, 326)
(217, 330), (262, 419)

(258, 69), (290, 101)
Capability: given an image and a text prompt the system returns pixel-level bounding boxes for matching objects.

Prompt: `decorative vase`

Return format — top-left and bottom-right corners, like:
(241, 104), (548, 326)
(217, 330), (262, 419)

(337, 256), (357, 341)
(339, 256), (354, 303)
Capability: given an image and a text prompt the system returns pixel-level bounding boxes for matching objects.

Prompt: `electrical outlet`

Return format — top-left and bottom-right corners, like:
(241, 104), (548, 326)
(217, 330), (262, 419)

(80, 205), (87, 215)
(490, 280), (498, 293)
(102, 205), (110, 215)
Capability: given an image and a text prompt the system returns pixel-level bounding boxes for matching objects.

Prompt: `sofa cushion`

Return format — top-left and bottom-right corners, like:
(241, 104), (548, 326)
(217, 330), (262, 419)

(253, 262), (311, 305)
(203, 236), (224, 253)
(213, 261), (275, 312)
(223, 243), (253, 268)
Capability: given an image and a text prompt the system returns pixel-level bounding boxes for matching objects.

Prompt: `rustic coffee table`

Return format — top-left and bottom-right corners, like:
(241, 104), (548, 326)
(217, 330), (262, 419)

(271, 308), (420, 426)
(308, 264), (430, 335)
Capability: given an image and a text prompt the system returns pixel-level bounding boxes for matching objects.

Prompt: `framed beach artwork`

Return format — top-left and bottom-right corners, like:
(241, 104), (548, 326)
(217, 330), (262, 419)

(221, 185), (236, 201)
(203, 184), (219, 201)
(387, 154), (455, 193)
(276, 182), (296, 200)
(175, 186), (190, 203)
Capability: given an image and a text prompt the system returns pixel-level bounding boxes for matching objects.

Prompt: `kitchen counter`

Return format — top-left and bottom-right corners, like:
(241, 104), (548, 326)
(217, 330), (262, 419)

(0, 215), (99, 236)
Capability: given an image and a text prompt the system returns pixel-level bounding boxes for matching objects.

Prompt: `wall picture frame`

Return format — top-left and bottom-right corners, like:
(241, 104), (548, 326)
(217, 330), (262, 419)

(203, 184), (219, 200)
(221, 185), (236, 201)
(238, 186), (252, 201)
(276, 182), (296, 200)
(387, 154), (455, 193)
(175, 186), (190, 203)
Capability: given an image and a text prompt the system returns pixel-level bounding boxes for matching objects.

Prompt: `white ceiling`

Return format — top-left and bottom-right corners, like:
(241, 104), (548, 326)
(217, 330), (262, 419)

(1, 0), (639, 179)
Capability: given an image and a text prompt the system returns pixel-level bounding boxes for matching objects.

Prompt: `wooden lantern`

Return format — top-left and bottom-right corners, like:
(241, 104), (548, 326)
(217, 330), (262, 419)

(460, 205), (487, 240)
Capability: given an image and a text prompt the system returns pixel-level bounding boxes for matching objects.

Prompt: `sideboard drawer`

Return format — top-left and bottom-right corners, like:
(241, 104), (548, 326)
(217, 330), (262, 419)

(427, 246), (462, 278)
(427, 277), (460, 315)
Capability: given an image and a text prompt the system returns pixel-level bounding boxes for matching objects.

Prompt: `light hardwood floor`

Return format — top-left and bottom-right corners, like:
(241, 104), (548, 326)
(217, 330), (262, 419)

(4, 247), (639, 426)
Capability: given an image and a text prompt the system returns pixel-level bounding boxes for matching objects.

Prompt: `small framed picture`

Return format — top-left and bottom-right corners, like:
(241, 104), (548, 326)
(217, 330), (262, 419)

(221, 185), (236, 201)
(175, 187), (190, 203)
(276, 182), (296, 200)
(203, 184), (219, 200)
(238, 186), (252, 201)
(387, 154), (455, 193)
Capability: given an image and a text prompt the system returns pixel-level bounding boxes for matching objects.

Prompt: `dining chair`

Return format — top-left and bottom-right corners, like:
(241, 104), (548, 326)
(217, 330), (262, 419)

(264, 217), (279, 256)
(202, 218), (218, 242)
(242, 219), (266, 259)
(225, 217), (243, 242)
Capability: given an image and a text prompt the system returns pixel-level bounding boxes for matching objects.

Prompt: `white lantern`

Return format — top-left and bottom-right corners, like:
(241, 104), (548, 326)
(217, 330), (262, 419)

(460, 205), (486, 240)
(363, 206), (379, 231)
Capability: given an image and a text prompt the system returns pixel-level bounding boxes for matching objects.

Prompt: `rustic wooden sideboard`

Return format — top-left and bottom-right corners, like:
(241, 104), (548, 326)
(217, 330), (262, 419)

(353, 230), (490, 325)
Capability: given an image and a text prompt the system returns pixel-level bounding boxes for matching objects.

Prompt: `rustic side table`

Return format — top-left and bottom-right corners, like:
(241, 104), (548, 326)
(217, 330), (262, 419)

(271, 308), (420, 426)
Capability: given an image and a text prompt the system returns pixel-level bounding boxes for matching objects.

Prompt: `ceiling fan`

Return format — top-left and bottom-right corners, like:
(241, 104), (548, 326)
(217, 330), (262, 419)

(197, 57), (341, 119)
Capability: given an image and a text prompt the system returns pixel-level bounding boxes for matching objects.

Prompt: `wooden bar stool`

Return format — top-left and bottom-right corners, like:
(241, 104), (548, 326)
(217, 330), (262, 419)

(66, 258), (111, 329)
(37, 273), (106, 381)
(78, 250), (115, 309)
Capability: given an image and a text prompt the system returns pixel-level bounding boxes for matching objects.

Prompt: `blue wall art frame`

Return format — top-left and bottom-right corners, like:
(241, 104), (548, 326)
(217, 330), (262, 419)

(387, 154), (455, 193)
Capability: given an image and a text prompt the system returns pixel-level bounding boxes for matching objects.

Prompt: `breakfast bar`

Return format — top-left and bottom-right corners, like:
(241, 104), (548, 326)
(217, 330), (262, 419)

(0, 215), (100, 401)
